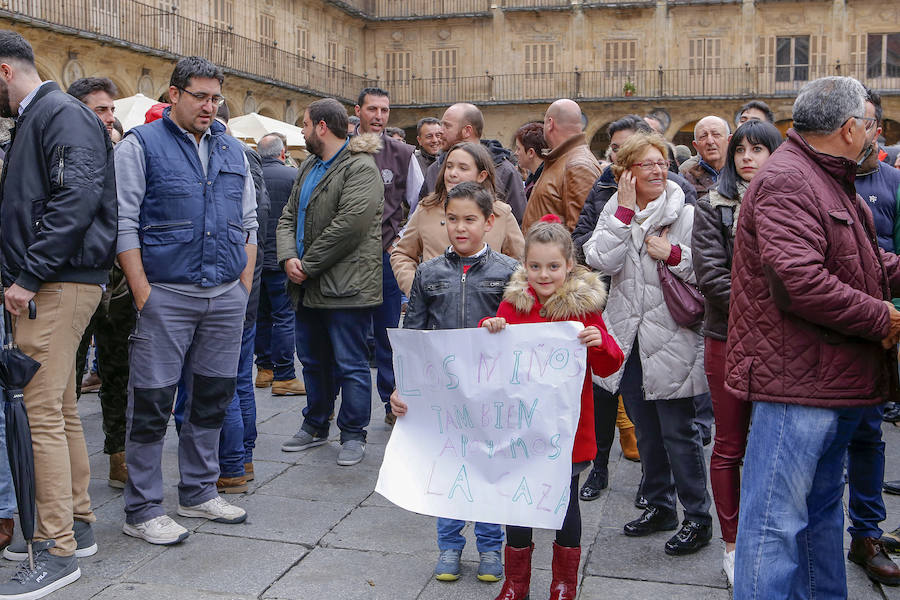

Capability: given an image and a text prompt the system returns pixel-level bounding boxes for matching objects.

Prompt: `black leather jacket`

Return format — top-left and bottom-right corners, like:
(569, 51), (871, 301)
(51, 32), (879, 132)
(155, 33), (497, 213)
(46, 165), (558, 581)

(0, 81), (117, 290)
(404, 245), (518, 330)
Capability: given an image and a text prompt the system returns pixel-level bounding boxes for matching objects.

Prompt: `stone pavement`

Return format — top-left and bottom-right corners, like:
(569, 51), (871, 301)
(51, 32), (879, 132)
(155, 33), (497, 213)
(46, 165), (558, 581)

(3, 376), (900, 599)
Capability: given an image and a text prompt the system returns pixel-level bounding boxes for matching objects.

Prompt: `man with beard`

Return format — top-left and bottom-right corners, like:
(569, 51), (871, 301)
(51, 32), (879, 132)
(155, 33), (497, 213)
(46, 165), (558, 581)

(63, 77), (135, 492)
(115, 56), (257, 546)
(420, 102), (526, 223)
(679, 115), (729, 197)
(277, 98), (383, 467)
(0, 30), (117, 599)
(353, 87), (423, 427)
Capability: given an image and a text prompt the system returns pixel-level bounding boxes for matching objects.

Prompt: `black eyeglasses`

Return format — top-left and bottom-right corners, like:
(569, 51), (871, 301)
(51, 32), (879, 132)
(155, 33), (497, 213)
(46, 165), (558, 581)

(176, 86), (226, 107)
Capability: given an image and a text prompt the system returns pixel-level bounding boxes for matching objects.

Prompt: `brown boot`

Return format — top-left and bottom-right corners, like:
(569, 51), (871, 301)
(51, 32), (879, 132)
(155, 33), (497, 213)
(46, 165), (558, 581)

(244, 462), (255, 482)
(108, 451), (128, 489)
(272, 378), (306, 396)
(549, 543), (581, 600)
(0, 518), (12, 551)
(617, 398), (640, 462)
(848, 536), (900, 586)
(255, 368), (274, 388)
(494, 544), (533, 600)
(217, 475), (249, 494)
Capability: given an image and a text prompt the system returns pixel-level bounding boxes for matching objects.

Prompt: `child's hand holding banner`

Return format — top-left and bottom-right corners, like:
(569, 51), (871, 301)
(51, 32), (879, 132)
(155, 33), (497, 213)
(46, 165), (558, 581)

(376, 322), (586, 529)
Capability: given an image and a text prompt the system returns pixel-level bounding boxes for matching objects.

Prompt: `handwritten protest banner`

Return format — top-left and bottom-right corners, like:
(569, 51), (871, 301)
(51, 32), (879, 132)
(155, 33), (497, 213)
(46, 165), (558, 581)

(376, 322), (586, 529)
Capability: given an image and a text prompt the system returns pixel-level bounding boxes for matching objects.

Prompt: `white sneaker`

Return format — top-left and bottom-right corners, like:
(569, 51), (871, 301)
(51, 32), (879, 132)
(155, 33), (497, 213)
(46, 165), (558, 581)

(723, 549), (735, 587)
(122, 515), (189, 545)
(177, 496), (247, 524)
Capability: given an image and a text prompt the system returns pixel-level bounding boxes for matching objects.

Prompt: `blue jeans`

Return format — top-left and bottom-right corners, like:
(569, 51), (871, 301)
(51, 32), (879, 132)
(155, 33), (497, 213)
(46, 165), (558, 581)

(436, 518), (504, 553)
(219, 322), (257, 477)
(0, 405), (16, 519)
(254, 271), (296, 381)
(847, 403), (885, 540)
(295, 303), (374, 443)
(374, 252), (402, 412)
(734, 401), (865, 600)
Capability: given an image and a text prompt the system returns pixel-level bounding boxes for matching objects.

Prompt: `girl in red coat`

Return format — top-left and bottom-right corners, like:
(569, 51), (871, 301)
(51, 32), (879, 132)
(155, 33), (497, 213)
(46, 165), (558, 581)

(481, 215), (624, 600)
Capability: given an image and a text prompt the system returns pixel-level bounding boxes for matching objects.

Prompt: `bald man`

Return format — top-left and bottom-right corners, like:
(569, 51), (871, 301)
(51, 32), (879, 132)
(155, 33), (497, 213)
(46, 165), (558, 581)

(420, 102), (526, 222)
(522, 99), (600, 231)
(679, 115), (730, 197)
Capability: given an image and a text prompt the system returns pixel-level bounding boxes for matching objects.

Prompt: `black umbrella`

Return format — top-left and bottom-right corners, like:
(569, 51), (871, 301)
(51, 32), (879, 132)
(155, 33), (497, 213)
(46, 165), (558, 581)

(0, 295), (39, 569)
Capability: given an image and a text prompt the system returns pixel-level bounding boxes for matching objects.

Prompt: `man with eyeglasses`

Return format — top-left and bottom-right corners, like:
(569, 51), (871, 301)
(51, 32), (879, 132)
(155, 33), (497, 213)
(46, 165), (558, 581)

(679, 115), (730, 197)
(114, 56), (258, 545)
(727, 76), (900, 599)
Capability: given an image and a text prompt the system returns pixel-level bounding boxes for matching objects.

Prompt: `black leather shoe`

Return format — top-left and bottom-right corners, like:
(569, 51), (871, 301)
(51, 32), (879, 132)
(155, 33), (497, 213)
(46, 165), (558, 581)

(579, 469), (607, 501)
(634, 494), (648, 509)
(884, 402), (900, 424)
(624, 506), (678, 537)
(884, 481), (900, 496)
(664, 520), (713, 556)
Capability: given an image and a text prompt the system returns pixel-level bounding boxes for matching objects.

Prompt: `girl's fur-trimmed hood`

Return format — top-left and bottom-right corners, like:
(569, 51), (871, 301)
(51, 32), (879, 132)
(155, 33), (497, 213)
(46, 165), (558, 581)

(348, 132), (383, 154)
(503, 265), (608, 320)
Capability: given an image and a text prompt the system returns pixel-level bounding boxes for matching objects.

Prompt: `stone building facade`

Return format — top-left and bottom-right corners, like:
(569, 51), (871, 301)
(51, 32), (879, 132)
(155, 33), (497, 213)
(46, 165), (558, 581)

(0, 0), (896, 153)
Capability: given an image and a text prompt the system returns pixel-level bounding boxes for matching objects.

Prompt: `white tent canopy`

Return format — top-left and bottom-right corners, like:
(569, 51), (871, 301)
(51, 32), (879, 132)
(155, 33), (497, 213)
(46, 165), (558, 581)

(228, 112), (306, 148)
(114, 93), (159, 132)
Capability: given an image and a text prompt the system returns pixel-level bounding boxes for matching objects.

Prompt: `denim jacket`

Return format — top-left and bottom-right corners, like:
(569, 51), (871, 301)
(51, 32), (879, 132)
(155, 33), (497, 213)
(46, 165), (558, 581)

(403, 245), (518, 330)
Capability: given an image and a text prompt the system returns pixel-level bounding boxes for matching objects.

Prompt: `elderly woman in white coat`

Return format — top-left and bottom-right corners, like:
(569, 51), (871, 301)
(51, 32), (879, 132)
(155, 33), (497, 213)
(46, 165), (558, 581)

(583, 132), (712, 557)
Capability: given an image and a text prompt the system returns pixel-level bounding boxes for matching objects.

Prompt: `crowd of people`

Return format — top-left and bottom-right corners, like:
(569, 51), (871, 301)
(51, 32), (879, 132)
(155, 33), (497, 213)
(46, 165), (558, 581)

(0, 26), (898, 600)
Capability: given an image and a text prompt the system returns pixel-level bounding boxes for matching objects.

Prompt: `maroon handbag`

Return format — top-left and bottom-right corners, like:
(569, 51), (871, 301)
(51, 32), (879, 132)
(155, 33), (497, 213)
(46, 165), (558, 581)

(657, 261), (705, 328)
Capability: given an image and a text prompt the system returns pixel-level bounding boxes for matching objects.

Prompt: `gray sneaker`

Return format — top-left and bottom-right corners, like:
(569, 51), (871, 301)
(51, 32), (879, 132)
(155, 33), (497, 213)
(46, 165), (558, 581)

(0, 540), (80, 599)
(337, 440), (366, 466)
(4, 520), (97, 561)
(281, 429), (328, 452)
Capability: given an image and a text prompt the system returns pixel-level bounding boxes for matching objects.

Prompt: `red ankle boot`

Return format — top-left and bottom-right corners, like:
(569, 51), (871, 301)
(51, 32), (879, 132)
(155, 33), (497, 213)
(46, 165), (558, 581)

(548, 542), (581, 600)
(494, 544), (533, 600)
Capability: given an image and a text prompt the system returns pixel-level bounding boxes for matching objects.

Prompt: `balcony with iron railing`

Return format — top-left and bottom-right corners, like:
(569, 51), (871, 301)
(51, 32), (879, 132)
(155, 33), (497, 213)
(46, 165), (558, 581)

(0, 0), (366, 102)
(1, 0), (894, 107)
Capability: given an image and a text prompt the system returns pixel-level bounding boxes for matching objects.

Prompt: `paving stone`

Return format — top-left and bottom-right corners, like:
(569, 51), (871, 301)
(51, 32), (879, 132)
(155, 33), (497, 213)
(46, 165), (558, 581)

(42, 576), (113, 600)
(129, 533), (307, 595)
(579, 575), (730, 599)
(197, 494), (355, 545)
(322, 505), (445, 558)
(585, 526), (728, 589)
(263, 547), (432, 600)
(92, 582), (257, 599)
(258, 460), (379, 504)
(246, 433), (304, 464)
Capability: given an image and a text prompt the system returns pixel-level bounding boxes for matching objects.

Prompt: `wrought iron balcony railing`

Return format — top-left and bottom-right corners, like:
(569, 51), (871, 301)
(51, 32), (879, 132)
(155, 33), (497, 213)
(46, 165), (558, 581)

(1, 0), (893, 108)
(0, 0), (366, 102)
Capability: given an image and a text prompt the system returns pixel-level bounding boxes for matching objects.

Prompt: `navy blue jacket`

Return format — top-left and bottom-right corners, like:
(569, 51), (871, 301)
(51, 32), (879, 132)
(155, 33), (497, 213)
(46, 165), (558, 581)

(857, 163), (900, 253)
(129, 112), (247, 286)
(260, 157), (297, 271)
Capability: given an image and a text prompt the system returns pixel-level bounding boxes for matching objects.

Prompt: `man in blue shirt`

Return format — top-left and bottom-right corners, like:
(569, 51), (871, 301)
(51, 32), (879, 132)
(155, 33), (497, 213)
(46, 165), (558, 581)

(276, 98), (383, 467)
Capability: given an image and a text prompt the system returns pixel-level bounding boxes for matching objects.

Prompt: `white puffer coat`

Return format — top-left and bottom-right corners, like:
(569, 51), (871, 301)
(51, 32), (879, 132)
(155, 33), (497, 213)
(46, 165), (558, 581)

(583, 180), (708, 400)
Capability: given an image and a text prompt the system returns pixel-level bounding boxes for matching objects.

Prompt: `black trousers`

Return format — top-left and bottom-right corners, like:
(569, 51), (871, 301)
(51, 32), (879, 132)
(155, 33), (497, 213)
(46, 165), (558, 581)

(506, 474), (581, 548)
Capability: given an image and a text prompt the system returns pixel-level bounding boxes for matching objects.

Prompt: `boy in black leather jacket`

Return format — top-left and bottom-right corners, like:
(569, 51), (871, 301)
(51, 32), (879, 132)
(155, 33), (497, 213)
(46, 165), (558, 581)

(389, 180), (518, 583)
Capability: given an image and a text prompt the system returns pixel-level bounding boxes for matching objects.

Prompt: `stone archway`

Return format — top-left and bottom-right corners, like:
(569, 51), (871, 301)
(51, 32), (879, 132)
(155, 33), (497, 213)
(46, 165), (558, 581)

(589, 121), (614, 160)
(257, 105), (277, 119)
(774, 119), (793, 138)
(882, 119), (900, 146)
(672, 119), (698, 148)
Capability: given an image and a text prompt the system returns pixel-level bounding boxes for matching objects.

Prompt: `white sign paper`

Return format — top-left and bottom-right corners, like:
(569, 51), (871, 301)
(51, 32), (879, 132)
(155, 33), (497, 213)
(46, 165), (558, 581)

(376, 322), (586, 529)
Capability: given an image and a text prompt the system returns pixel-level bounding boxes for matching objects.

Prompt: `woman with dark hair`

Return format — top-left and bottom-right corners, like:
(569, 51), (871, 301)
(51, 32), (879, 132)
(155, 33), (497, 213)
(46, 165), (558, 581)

(390, 142), (524, 296)
(690, 119), (782, 585)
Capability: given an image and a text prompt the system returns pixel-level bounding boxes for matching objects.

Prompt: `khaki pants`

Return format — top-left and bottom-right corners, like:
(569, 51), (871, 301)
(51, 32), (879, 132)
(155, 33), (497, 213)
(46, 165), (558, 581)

(14, 282), (101, 556)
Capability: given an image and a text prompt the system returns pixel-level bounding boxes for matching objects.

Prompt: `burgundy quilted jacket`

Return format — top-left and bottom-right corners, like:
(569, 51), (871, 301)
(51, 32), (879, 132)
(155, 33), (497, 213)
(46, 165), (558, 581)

(725, 130), (900, 408)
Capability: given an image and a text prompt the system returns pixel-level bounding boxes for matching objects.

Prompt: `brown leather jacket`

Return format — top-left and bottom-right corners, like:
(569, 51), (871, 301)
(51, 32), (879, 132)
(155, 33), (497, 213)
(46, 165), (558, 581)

(522, 133), (600, 232)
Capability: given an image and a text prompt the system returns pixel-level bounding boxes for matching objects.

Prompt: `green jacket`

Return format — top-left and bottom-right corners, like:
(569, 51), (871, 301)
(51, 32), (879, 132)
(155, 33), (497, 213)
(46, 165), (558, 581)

(276, 133), (384, 309)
